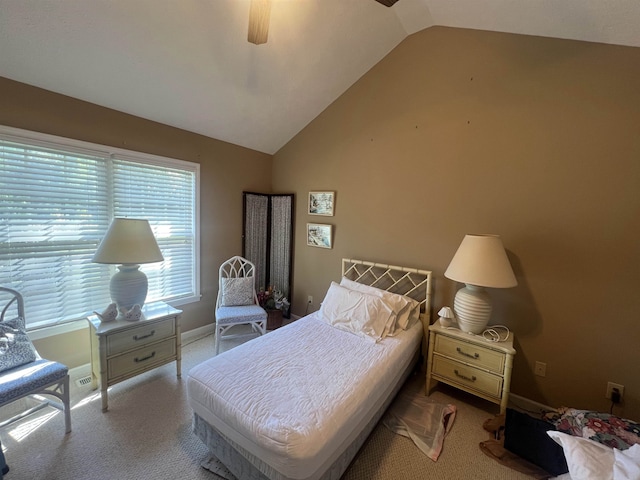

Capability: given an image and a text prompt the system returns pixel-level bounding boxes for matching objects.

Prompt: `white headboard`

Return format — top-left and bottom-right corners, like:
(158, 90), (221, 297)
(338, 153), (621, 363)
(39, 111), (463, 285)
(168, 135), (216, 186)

(341, 258), (433, 363)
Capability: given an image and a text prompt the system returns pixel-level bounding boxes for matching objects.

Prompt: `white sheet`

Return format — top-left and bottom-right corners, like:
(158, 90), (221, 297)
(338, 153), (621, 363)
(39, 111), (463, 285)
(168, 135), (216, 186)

(187, 311), (422, 480)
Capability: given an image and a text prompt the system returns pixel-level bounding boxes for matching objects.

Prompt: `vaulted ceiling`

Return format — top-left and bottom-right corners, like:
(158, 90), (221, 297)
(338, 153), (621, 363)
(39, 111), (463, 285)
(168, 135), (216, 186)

(2, 0), (639, 154)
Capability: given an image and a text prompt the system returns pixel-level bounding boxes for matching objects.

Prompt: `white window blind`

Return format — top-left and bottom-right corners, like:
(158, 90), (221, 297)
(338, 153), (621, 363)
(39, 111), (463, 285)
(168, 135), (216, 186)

(0, 126), (200, 330)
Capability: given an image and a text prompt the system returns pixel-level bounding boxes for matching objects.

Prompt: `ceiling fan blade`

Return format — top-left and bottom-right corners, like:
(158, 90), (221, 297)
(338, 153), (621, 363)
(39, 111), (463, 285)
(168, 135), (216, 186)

(374, 0), (400, 6)
(248, 0), (272, 45)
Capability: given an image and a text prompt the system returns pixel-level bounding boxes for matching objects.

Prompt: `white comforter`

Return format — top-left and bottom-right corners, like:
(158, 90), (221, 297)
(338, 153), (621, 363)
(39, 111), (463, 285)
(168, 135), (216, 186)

(187, 311), (422, 480)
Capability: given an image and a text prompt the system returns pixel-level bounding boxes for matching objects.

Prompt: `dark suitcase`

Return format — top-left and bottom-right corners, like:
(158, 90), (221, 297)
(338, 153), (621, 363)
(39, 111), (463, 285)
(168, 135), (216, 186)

(504, 408), (569, 476)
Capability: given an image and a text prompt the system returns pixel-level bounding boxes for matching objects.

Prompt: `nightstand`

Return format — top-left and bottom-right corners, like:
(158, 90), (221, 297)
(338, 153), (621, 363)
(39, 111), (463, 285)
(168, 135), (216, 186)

(426, 323), (515, 413)
(87, 301), (182, 412)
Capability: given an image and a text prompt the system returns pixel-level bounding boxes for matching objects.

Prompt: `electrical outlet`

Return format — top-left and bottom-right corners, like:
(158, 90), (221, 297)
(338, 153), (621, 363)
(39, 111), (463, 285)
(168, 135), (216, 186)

(534, 361), (547, 377)
(307, 295), (313, 304)
(606, 382), (624, 400)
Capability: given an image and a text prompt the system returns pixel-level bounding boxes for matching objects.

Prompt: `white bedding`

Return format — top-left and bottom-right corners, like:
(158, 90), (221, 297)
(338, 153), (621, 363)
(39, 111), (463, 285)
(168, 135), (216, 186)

(187, 311), (422, 480)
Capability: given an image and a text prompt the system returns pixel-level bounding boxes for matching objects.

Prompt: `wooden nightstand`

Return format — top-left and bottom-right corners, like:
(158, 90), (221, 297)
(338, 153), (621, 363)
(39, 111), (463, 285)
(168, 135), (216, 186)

(426, 323), (515, 413)
(87, 301), (182, 412)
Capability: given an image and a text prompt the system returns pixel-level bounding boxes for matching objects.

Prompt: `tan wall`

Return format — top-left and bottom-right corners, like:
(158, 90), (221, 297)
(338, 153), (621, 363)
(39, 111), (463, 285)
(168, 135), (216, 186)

(273, 27), (640, 419)
(0, 76), (273, 370)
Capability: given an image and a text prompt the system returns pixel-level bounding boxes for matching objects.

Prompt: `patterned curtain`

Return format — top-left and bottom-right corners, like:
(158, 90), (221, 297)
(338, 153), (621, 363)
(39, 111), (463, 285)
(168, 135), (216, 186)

(243, 193), (268, 291)
(270, 195), (292, 299)
(243, 193), (293, 303)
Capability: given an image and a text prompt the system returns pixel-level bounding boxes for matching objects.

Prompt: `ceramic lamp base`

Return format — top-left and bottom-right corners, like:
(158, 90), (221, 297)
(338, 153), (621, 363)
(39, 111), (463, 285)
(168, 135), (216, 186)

(453, 284), (492, 334)
(110, 264), (148, 311)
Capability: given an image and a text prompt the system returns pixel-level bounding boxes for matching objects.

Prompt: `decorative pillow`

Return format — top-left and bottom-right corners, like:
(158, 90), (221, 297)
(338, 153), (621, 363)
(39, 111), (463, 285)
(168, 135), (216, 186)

(547, 430), (614, 480)
(614, 444), (640, 480)
(220, 277), (254, 306)
(339, 277), (419, 331)
(0, 316), (38, 373)
(320, 282), (395, 342)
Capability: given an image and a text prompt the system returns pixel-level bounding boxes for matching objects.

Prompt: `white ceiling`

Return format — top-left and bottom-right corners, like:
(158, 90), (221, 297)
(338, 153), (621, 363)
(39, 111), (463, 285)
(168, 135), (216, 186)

(2, 0), (639, 154)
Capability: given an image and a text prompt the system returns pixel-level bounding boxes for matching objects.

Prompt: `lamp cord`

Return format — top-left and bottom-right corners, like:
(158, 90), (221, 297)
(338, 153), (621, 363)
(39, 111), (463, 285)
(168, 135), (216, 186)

(444, 324), (511, 342)
(482, 325), (510, 342)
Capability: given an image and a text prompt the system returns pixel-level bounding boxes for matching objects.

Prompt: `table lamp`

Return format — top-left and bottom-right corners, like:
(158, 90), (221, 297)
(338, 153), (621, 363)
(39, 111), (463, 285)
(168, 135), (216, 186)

(437, 306), (456, 328)
(92, 218), (163, 312)
(444, 234), (517, 334)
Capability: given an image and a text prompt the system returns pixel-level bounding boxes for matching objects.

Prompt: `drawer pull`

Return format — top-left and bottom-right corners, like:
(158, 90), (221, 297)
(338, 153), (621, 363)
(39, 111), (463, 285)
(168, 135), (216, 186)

(134, 351), (156, 363)
(456, 347), (479, 359)
(454, 369), (476, 382)
(133, 330), (155, 341)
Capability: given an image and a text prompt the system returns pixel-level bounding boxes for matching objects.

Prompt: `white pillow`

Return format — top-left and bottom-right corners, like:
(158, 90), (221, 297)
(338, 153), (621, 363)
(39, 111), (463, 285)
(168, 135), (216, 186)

(614, 444), (640, 480)
(403, 298), (421, 329)
(339, 277), (420, 331)
(339, 277), (401, 335)
(220, 277), (254, 306)
(547, 430), (614, 480)
(320, 282), (395, 342)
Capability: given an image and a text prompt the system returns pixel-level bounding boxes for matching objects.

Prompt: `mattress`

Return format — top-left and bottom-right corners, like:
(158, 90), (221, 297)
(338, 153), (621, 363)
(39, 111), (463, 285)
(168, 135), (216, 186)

(187, 311), (422, 480)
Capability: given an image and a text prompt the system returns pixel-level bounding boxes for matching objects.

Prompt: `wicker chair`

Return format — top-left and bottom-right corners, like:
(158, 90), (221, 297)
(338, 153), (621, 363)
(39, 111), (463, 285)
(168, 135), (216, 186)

(0, 287), (71, 434)
(215, 256), (267, 354)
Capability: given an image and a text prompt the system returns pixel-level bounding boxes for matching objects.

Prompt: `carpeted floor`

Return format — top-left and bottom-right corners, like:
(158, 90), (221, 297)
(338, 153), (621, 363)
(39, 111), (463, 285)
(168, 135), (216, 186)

(0, 333), (536, 480)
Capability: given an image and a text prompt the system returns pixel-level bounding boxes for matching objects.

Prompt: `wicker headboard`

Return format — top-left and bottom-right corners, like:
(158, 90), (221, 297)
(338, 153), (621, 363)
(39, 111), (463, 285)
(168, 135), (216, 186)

(341, 258), (433, 363)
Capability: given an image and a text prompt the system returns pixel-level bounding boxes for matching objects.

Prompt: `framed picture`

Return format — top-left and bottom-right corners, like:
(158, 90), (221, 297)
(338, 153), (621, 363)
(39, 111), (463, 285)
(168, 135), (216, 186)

(308, 191), (335, 216)
(307, 223), (333, 249)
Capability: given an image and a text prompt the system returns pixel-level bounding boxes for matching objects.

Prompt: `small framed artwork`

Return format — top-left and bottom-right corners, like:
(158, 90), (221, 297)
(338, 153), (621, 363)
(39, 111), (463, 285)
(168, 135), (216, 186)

(307, 223), (333, 249)
(308, 191), (335, 216)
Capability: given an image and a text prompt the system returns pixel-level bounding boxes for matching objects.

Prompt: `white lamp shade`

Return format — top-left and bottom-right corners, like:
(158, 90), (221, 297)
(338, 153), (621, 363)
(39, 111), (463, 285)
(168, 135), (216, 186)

(444, 234), (517, 288)
(92, 218), (163, 265)
(437, 306), (454, 319)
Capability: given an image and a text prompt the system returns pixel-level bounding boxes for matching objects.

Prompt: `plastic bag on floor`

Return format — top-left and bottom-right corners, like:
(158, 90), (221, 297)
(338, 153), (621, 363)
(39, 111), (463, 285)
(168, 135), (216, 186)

(383, 390), (456, 461)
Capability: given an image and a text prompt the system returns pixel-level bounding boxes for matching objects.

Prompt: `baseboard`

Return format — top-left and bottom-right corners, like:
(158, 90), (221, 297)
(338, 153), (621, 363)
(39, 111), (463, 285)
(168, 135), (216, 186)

(182, 323), (215, 343)
(508, 393), (556, 415)
(69, 363), (91, 381)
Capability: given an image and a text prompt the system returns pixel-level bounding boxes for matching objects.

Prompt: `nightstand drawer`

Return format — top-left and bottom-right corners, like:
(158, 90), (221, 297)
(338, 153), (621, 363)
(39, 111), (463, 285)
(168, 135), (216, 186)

(427, 323), (515, 414)
(432, 355), (503, 399)
(434, 335), (505, 374)
(106, 318), (175, 356)
(108, 338), (176, 379)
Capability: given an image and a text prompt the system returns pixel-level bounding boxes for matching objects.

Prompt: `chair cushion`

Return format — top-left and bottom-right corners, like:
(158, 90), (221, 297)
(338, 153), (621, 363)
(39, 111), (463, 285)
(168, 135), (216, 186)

(0, 316), (37, 373)
(220, 277), (254, 306)
(0, 359), (68, 405)
(216, 305), (267, 326)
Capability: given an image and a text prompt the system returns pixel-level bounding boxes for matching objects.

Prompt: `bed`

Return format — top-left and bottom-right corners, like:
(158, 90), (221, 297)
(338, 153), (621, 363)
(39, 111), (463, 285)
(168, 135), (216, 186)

(187, 258), (432, 480)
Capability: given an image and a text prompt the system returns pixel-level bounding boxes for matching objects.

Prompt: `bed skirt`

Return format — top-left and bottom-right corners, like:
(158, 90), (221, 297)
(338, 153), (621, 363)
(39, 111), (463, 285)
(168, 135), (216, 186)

(193, 351), (420, 480)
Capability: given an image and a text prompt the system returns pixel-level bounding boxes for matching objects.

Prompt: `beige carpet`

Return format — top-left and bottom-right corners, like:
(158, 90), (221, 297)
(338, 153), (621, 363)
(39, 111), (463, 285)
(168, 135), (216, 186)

(0, 333), (536, 480)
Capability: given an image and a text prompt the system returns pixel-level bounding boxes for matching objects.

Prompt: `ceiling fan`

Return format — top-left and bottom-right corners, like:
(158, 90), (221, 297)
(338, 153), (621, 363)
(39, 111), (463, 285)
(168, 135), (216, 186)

(247, 0), (400, 45)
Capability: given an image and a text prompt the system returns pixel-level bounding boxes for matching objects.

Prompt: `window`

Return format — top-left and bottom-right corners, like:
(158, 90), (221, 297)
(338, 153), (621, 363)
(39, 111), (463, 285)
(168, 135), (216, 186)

(0, 126), (200, 330)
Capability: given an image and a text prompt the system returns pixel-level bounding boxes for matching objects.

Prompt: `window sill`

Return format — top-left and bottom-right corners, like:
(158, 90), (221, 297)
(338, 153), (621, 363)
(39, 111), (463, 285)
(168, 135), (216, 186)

(28, 320), (88, 341)
(26, 295), (200, 341)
